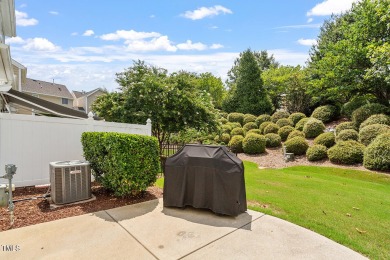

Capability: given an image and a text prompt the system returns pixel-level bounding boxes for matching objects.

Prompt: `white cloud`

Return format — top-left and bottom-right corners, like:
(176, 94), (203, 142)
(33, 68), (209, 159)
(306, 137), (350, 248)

(177, 40), (207, 51)
(307, 0), (359, 16)
(126, 36), (177, 52)
(22, 38), (60, 52)
(209, 26), (219, 29)
(274, 24), (322, 29)
(100, 29), (161, 41)
(307, 18), (313, 23)
(49, 11), (59, 15)
(83, 30), (95, 36)
(268, 49), (309, 65)
(297, 38), (317, 46)
(182, 5), (232, 20)
(71, 32), (78, 36)
(15, 10), (38, 26)
(210, 44), (224, 49)
(150, 15), (155, 18)
(5, 36), (25, 44)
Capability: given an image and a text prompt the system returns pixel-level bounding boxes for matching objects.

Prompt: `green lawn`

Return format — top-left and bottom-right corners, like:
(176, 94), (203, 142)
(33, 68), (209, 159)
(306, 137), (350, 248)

(156, 162), (390, 259)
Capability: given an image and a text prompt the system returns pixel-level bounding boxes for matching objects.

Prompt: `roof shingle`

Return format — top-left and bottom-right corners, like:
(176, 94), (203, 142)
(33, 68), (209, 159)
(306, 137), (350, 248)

(22, 78), (73, 99)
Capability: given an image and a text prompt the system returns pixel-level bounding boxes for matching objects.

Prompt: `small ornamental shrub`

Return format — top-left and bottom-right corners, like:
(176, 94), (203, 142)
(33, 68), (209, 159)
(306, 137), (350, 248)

(220, 133), (231, 144)
(81, 132), (160, 196)
(255, 114), (272, 126)
(231, 127), (245, 136)
(243, 122), (258, 132)
(247, 129), (262, 135)
(214, 135), (220, 143)
(359, 124), (390, 146)
(243, 114), (257, 124)
(278, 126), (295, 142)
(242, 133), (266, 154)
(221, 124), (232, 134)
(271, 111), (290, 123)
(314, 132), (335, 148)
(276, 118), (294, 128)
(265, 133), (282, 148)
(336, 129), (359, 143)
(341, 96), (370, 119)
(287, 130), (305, 140)
(363, 133), (390, 171)
(306, 145), (328, 161)
(228, 135), (244, 154)
(351, 103), (389, 128)
(303, 118), (325, 138)
(289, 112), (306, 126)
(226, 122), (242, 129)
(327, 140), (365, 165)
(264, 123), (280, 134)
(227, 112), (245, 125)
(335, 122), (356, 135)
(284, 137), (309, 155)
(295, 118), (310, 131)
(219, 111), (228, 119)
(311, 105), (338, 123)
(360, 114), (390, 130)
(259, 121), (272, 134)
(219, 118), (228, 124)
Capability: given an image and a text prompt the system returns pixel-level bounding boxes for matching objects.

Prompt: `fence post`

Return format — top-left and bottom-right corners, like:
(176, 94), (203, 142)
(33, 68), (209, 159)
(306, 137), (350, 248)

(146, 118), (152, 136)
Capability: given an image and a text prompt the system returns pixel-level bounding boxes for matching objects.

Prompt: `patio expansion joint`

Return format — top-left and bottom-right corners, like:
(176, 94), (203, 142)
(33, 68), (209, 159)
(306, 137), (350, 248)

(177, 213), (266, 260)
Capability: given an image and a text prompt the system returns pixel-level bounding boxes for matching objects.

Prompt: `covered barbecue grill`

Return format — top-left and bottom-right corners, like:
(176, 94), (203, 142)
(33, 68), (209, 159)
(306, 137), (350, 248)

(163, 144), (247, 216)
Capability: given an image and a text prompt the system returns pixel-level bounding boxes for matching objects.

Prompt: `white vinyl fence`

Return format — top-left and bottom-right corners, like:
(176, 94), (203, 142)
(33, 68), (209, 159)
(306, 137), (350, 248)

(0, 113), (151, 187)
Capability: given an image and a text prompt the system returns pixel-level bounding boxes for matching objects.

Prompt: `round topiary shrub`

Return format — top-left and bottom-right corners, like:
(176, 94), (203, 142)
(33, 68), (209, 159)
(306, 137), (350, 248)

(335, 122), (356, 135)
(226, 122), (242, 129)
(289, 112), (306, 126)
(278, 125), (295, 142)
(359, 124), (390, 146)
(228, 135), (244, 154)
(276, 118), (294, 128)
(306, 145), (328, 161)
(311, 105), (338, 123)
(255, 114), (272, 126)
(351, 103), (389, 128)
(295, 118), (310, 131)
(303, 118), (325, 138)
(363, 133), (390, 171)
(264, 123), (280, 134)
(247, 129), (262, 135)
(287, 130), (305, 140)
(219, 118), (228, 124)
(231, 127), (245, 137)
(243, 114), (257, 124)
(227, 112), (245, 125)
(243, 122), (258, 132)
(242, 133), (266, 154)
(265, 133), (282, 148)
(221, 124), (233, 134)
(271, 111), (290, 123)
(214, 135), (220, 143)
(220, 133), (231, 144)
(218, 111), (228, 119)
(336, 129), (359, 143)
(341, 96), (370, 119)
(284, 137), (309, 155)
(327, 140), (365, 165)
(360, 114), (390, 130)
(313, 132), (335, 148)
(259, 121), (272, 134)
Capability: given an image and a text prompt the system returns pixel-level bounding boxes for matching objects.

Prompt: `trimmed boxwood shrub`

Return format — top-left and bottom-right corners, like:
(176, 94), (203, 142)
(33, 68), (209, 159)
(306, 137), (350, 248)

(363, 133), (390, 171)
(214, 135), (220, 143)
(265, 133), (281, 148)
(359, 124), (390, 146)
(227, 112), (245, 125)
(242, 133), (266, 154)
(287, 130), (305, 140)
(247, 129), (262, 135)
(360, 114), (390, 130)
(306, 145), (328, 161)
(278, 125), (295, 141)
(303, 118), (325, 138)
(243, 122), (258, 132)
(271, 111), (290, 123)
(220, 133), (231, 144)
(351, 103), (389, 128)
(327, 140), (365, 165)
(336, 129), (359, 143)
(311, 105), (338, 123)
(284, 137), (309, 155)
(314, 132), (335, 148)
(81, 132), (160, 196)
(335, 122), (356, 135)
(243, 114), (257, 124)
(255, 114), (272, 126)
(264, 123), (280, 134)
(226, 122), (242, 129)
(295, 117), (310, 131)
(341, 96), (370, 119)
(276, 118), (294, 128)
(218, 111), (228, 119)
(228, 135), (244, 154)
(259, 121), (272, 134)
(218, 118), (228, 124)
(289, 112), (306, 126)
(231, 127), (245, 136)
(221, 124), (233, 134)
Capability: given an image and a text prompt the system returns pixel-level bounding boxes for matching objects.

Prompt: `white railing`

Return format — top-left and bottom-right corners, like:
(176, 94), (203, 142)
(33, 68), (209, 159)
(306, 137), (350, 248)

(0, 113), (152, 187)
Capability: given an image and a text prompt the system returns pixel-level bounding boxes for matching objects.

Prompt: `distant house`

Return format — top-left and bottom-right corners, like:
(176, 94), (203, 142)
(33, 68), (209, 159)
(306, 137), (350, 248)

(72, 88), (106, 114)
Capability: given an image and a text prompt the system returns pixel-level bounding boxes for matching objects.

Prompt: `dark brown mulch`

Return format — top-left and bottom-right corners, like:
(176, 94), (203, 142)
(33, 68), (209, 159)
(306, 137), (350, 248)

(0, 182), (162, 232)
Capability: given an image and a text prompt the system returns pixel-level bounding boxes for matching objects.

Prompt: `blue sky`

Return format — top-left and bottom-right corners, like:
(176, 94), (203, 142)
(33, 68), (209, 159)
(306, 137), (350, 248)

(7, 0), (358, 92)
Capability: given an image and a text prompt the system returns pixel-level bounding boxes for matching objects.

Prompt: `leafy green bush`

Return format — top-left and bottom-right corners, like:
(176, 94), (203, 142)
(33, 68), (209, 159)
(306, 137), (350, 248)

(265, 133), (281, 148)
(228, 135), (244, 154)
(276, 118), (294, 128)
(221, 124), (232, 134)
(327, 140), (365, 165)
(214, 135), (220, 143)
(303, 118), (325, 138)
(220, 133), (231, 144)
(243, 114), (257, 124)
(278, 126), (295, 142)
(243, 122), (258, 132)
(255, 114), (272, 126)
(359, 124), (390, 146)
(306, 145), (328, 161)
(287, 130), (305, 140)
(247, 129), (262, 135)
(363, 133), (390, 171)
(231, 127), (245, 136)
(259, 121), (272, 134)
(81, 132), (160, 196)
(284, 137), (309, 155)
(311, 105), (338, 123)
(264, 123), (280, 134)
(218, 118), (228, 124)
(227, 112), (245, 125)
(218, 111), (228, 119)
(351, 103), (389, 128)
(295, 118), (310, 131)
(314, 132), (335, 148)
(289, 112), (306, 126)
(226, 122), (242, 129)
(271, 111), (290, 123)
(335, 122), (356, 135)
(336, 129), (359, 143)
(242, 133), (266, 154)
(341, 96), (371, 119)
(360, 114), (390, 130)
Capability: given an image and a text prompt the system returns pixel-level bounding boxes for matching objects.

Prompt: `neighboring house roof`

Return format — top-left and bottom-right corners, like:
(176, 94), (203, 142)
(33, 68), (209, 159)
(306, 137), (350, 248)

(73, 88), (105, 99)
(22, 78), (73, 99)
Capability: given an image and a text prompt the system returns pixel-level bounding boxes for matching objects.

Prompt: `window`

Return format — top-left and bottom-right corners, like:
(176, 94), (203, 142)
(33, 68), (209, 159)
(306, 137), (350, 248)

(62, 98), (68, 105)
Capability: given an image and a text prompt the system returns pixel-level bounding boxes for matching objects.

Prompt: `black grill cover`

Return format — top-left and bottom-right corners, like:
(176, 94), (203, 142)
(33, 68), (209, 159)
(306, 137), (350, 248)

(163, 144), (247, 216)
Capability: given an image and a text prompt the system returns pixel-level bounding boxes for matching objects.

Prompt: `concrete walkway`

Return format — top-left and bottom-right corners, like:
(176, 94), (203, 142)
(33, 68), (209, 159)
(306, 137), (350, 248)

(0, 199), (366, 260)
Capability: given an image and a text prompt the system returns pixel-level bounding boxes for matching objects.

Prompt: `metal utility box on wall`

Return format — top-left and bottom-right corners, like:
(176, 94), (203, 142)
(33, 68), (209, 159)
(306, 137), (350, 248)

(50, 161), (91, 204)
